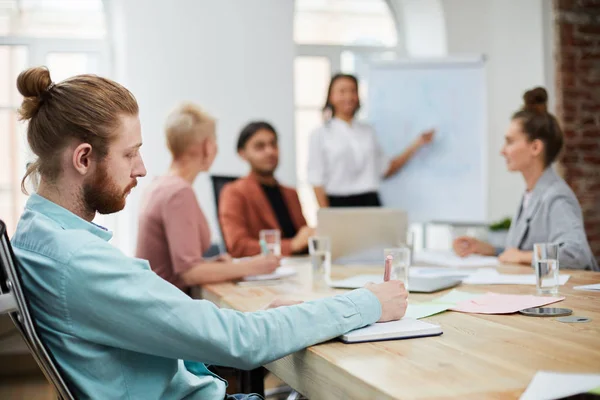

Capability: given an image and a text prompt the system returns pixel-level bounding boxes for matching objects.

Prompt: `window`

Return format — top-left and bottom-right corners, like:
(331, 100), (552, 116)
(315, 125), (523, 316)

(0, 0), (106, 236)
(294, 0), (399, 226)
(0, 45), (28, 236)
(294, 56), (331, 226)
(0, 0), (106, 38)
(46, 52), (101, 82)
(295, 0), (397, 46)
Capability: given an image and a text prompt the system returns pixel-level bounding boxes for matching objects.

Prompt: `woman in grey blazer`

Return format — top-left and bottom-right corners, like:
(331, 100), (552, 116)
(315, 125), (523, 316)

(453, 88), (598, 271)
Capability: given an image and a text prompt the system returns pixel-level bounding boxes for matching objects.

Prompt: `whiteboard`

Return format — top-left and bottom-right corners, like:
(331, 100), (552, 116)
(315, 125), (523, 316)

(368, 57), (487, 223)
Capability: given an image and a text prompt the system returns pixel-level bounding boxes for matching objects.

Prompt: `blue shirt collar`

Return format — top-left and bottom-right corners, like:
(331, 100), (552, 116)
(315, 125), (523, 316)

(25, 193), (113, 242)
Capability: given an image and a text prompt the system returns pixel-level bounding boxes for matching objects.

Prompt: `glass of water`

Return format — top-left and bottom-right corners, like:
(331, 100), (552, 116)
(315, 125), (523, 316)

(533, 243), (560, 295)
(384, 247), (411, 292)
(308, 236), (331, 290)
(404, 230), (415, 266)
(259, 229), (281, 256)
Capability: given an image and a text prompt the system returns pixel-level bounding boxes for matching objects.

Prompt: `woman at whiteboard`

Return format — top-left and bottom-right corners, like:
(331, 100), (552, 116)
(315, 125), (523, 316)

(453, 87), (598, 271)
(307, 73), (435, 208)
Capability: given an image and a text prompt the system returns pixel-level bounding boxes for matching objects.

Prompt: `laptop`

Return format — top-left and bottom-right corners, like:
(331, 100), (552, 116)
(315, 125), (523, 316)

(330, 274), (462, 293)
(316, 208), (408, 264)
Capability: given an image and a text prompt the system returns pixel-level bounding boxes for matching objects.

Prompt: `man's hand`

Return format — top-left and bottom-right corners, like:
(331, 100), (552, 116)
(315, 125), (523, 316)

(365, 281), (408, 323)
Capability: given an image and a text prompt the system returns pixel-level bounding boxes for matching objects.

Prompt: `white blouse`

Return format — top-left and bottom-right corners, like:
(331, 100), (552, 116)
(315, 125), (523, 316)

(307, 118), (390, 196)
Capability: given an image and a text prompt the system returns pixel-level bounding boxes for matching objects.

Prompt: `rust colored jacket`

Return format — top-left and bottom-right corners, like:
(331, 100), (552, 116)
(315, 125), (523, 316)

(219, 173), (307, 257)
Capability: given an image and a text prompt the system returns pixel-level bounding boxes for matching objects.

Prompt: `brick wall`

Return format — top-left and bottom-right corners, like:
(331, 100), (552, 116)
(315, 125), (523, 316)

(554, 0), (600, 264)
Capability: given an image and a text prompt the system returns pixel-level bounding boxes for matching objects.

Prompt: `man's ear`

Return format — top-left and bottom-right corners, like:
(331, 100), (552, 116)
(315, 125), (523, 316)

(72, 143), (93, 176)
(237, 148), (247, 161)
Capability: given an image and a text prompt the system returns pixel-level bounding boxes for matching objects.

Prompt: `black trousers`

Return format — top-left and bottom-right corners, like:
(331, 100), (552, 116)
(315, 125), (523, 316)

(327, 191), (382, 207)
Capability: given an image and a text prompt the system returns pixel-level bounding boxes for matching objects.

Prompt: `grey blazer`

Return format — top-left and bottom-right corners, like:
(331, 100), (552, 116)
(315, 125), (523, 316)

(505, 167), (598, 271)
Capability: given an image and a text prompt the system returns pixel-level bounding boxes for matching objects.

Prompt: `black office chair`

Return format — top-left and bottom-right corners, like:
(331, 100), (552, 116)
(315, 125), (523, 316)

(0, 220), (75, 400)
(210, 175), (239, 251)
(210, 175), (239, 215)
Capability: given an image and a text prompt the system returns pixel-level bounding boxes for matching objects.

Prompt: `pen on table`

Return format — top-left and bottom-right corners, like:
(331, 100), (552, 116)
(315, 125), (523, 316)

(384, 254), (393, 282)
(260, 239), (269, 255)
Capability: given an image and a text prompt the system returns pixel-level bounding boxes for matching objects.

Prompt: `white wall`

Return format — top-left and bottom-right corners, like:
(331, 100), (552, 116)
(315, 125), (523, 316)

(389, 0), (550, 222)
(395, 0), (447, 57)
(102, 0), (551, 253)
(106, 0), (295, 254)
(442, 0), (548, 222)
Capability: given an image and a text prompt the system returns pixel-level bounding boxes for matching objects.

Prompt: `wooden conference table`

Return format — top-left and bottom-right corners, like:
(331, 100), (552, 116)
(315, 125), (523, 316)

(196, 260), (600, 399)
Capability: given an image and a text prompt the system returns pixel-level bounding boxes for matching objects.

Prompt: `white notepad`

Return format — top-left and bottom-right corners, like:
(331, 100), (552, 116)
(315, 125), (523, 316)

(340, 318), (443, 343)
(414, 250), (498, 268)
(574, 283), (600, 292)
(463, 270), (571, 285)
(241, 266), (296, 281)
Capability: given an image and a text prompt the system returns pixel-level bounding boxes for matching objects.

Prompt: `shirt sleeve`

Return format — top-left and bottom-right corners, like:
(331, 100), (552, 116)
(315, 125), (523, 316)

(65, 242), (382, 370)
(162, 187), (205, 275)
(373, 129), (391, 178)
(307, 128), (327, 186)
(546, 195), (595, 270)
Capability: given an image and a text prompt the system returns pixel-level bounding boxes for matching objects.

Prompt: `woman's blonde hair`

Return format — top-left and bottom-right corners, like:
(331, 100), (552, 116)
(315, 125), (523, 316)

(165, 103), (216, 159)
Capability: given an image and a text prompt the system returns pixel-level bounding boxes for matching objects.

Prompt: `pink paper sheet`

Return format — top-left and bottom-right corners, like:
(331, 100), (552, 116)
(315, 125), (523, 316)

(450, 292), (565, 314)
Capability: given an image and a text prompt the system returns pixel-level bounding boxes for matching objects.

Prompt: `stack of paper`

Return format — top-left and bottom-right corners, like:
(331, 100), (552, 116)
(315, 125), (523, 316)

(574, 283), (600, 292)
(520, 371), (600, 400)
(435, 289), (484, 304)
(242, 266), (297, 282)
(410, 266), (496, 278)
(450, 292), (565, 314)
(405, 303), (452, 320)
(405, 290), (483, 319)
(330, 268), (493, 289)
(463, 269), (571, 285)
(414, 250), (498, 268)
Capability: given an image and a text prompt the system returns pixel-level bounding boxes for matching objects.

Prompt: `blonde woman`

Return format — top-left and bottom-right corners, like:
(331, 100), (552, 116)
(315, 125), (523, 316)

(136, 103), (279, 292)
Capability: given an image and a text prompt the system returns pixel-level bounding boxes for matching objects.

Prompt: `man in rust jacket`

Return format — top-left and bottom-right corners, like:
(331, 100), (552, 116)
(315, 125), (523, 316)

(219, 121), (314, 257)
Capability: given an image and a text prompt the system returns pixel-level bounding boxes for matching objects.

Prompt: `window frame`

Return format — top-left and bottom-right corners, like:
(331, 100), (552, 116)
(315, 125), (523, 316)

(0, 36), (110, 237)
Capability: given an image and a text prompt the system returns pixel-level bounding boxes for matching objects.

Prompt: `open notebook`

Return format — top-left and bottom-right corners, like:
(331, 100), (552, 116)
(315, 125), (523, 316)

(340, 318), (442, 344)
(241, 266), (296, 282)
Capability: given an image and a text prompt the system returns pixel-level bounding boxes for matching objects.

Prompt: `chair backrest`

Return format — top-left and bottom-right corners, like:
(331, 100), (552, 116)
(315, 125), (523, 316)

(210, 175), (239, 252)
(0, 220), (75, 400)
(210, 175), (239, 215)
